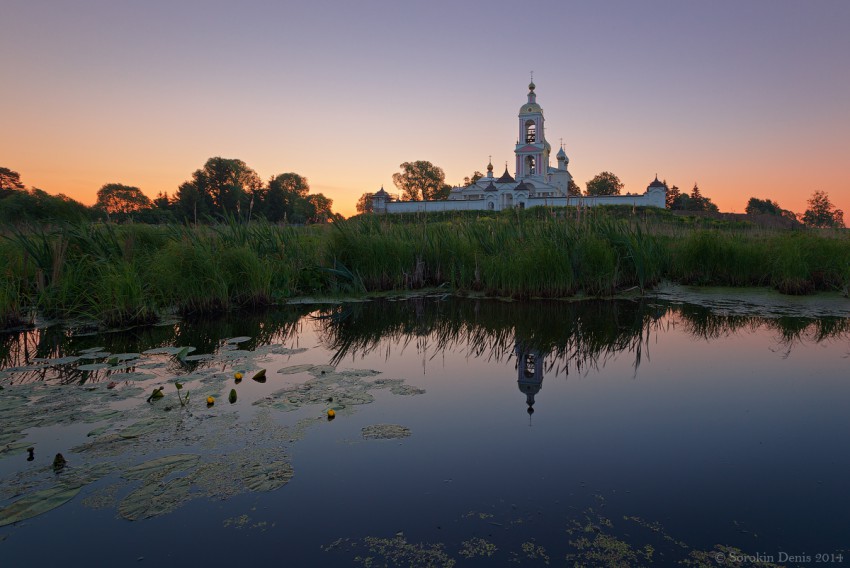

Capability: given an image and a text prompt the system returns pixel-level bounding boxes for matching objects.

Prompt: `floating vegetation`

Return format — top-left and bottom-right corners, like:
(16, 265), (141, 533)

(361, 424), (411, 440)
(458, 537), (497, 559)
(0, 484), (82, 527)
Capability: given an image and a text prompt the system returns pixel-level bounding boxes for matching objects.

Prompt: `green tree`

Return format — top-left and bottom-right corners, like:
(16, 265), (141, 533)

(463, 171), (484, 187)
(0, 188), (91, 224)
(95, 183), (152, 220)
(392, 161), (447, 201)
(306, 193), (335, 223)
(265, 173), (310, 223)
(176, 157), (262, 219)
(567, 179), (581, 196)
(356, 192), (374, 214)
(802, 190), (844, 228)
(0, 167), (25, 197)
(745, 197), (796, 220)
(585, 171), (623, 196)
(682, 183), (719, 212)
(153, 191), (171, 210)
(666, 184), (682, 209)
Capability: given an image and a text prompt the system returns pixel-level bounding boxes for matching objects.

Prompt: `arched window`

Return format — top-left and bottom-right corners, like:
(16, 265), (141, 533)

(525, 156), (536, 175)
(525, 120), (536, 143)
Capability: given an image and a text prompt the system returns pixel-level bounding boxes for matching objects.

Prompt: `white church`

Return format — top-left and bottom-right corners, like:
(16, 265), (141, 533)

(373, 81), (667, 213)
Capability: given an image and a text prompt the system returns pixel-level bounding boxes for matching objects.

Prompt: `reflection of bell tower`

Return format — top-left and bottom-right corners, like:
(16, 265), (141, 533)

(515, 341), (544, 416)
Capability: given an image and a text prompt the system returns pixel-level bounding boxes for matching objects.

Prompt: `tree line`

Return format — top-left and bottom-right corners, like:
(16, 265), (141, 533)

(0, 158), (340, 225)
(354, 161), (844, 228)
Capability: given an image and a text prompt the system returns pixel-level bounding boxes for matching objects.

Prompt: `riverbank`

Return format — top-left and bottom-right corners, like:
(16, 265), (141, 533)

(1, 208), (847, 328)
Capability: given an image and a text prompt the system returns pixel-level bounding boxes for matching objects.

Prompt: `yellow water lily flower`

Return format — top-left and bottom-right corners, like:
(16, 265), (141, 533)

(234, 372), (243, 380)
(206, 396), (215, 405)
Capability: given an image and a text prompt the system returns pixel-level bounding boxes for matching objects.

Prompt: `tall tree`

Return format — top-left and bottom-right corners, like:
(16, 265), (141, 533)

(356, 192), (374, 214)
(306, 193), (334, 224)
(745, 197), (796, 220)
(463, 171), (484, 187)
(265, 173), (310, 223)
(666, 184), (682, 209)
(585, 171), (623, 196)
(802, 190), (844, 228)
(95, 183), (152, 220)
(567, 179), (581, 196)
(0, 167), (25, 197)
(176, 157), (262, 219)
(684, 183), (719, 212)
(392, 161), (447, 201)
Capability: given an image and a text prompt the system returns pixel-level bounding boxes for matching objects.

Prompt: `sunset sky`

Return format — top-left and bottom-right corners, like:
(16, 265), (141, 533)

(2, 0), (848, 218)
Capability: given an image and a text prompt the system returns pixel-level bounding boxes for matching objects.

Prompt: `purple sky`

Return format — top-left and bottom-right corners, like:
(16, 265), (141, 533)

(2, 0), (848, 216)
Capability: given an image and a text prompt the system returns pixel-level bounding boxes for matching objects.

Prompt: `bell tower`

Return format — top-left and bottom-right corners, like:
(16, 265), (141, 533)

(515, 79), (551, 180)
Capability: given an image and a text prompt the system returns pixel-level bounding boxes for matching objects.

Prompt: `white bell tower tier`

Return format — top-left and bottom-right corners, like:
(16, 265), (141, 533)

(515, 80), (551, 180)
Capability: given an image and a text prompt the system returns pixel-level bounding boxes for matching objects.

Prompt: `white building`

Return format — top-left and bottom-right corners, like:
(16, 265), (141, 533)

(373, 82), (667, 214)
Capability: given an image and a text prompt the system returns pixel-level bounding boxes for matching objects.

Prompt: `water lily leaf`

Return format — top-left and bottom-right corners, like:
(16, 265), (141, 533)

(0, 440), (32, 456)
(251, 369), (267, 383)
(361, 424), (412, 440)
(118, 476), (192, 521)
(0, 484), (82, 527)
(277, 364), (315, 375)
(111, 353), (141, 362)
(225, 336), (251, 344)
(143, 346), (196, 356)
(46, 356), (81, 366)
(183, 354), (215, 362)
(175, 347), (193, 360)
(77, 363), (111, 371)
(78, 347), (105, 354)
(241, 459), (294, 492)
(229, 389), (237, 404)
(123, 454), (200, 480)
(119, 418), (162, 439)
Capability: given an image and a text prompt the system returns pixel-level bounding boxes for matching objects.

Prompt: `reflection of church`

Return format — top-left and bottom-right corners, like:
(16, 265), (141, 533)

(515, 341), (544, 416)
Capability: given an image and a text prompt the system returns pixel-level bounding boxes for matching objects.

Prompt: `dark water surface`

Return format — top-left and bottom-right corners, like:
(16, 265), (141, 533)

(1, 297), (848, 567)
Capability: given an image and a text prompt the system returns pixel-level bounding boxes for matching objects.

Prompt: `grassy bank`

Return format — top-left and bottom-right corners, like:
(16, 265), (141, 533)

(1, 208), (847, 328)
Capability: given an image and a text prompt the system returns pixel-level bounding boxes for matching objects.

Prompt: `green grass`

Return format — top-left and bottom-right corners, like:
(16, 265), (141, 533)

(0, 210), (847, 328)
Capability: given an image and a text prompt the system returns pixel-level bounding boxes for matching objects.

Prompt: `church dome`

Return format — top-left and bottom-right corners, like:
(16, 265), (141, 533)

(648, 176), (666, 188)
(374, 186), (390, 197)
(520, 102), (542, 114)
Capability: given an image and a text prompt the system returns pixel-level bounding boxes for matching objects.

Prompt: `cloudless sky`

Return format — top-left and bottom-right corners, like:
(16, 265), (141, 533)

(2, 0), (848, 217)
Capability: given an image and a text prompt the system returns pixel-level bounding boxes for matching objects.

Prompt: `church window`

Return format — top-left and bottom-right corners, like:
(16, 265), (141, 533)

(525, 156), (536, 175)
(525, 120), (536, 143)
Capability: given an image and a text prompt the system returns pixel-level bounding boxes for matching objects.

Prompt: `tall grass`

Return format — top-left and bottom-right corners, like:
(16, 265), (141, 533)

(0, 211), (847, 328)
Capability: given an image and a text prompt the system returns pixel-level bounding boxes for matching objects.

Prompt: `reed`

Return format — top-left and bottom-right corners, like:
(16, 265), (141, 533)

(0, 211), (847, 329)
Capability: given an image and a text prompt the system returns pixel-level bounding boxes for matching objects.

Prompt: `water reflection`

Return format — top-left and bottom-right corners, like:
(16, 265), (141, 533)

(2, 298), (849, 388)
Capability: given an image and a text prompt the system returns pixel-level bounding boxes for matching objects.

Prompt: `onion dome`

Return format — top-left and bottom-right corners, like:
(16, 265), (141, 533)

(487, 160), (493, 172)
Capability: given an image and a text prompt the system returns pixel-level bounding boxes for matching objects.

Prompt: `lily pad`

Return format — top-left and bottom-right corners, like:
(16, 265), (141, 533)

(183, 354), (215, 362)
(118, 476), (192, 521)
(225, 336), (251, 344)
(124, 454), (200, 480)
(119, 418), (163, 439)
(0, 484), (82, 527)
(361, 424), (412, 440)
(277, 364), (315, 375)
(240, 459), (294, 492)
(77, 363), (111, 371)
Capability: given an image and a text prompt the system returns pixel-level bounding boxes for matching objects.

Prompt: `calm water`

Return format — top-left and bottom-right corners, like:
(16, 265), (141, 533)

(1, 297), (848, 567)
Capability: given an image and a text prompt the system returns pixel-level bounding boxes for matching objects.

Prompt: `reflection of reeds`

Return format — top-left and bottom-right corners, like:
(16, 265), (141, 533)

(317, 298), (850, 377)
(0, 305), (312, 385)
